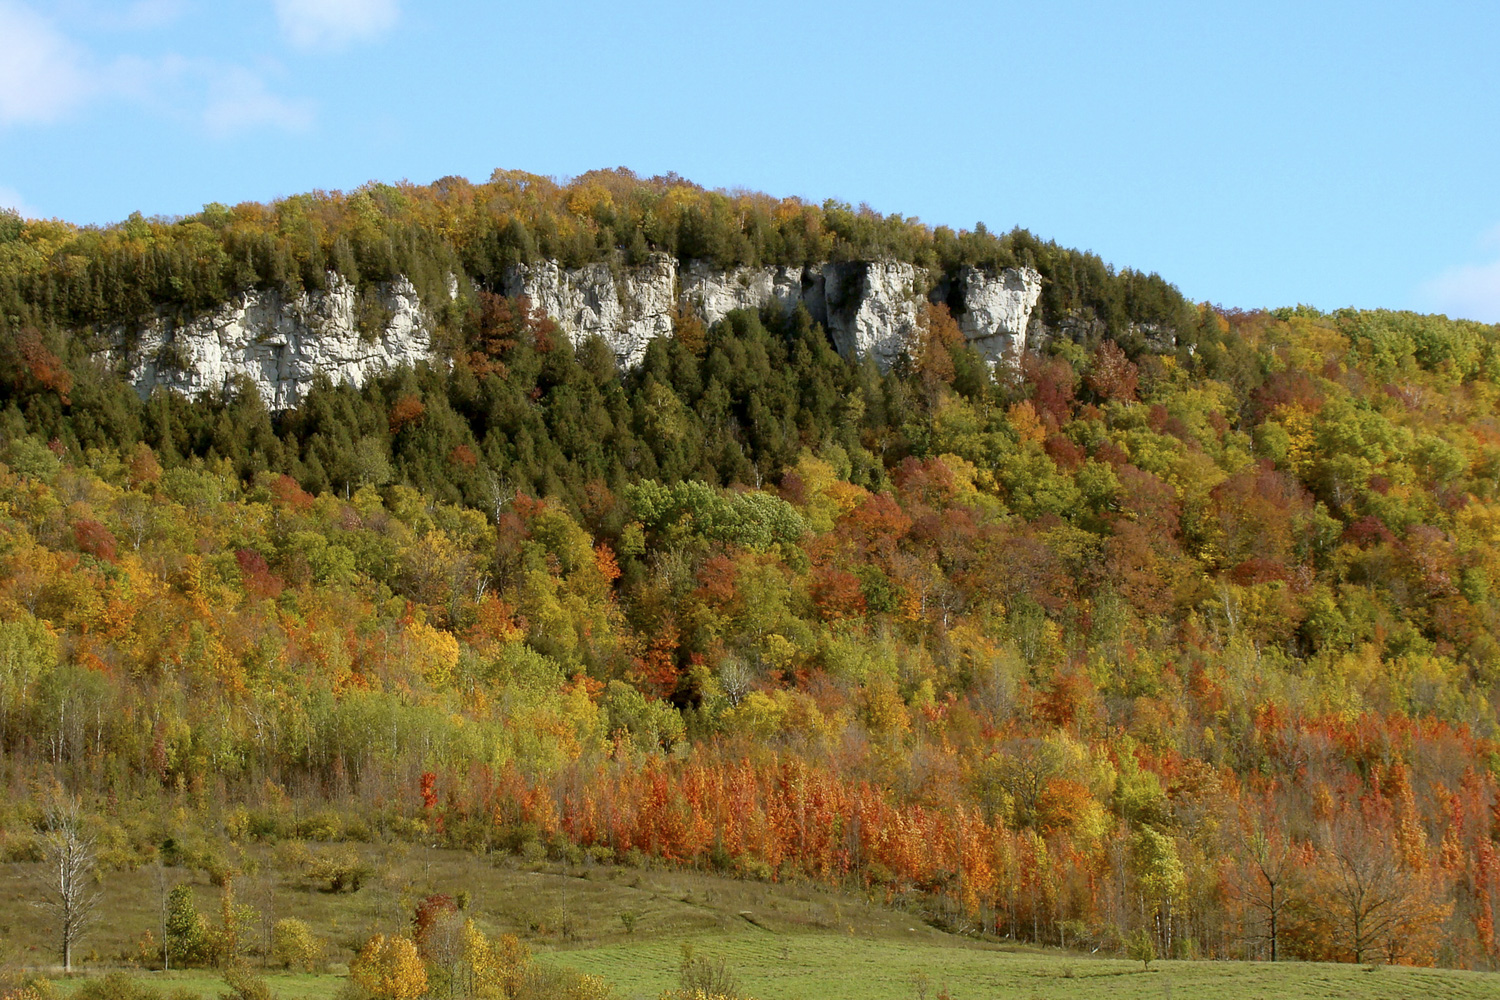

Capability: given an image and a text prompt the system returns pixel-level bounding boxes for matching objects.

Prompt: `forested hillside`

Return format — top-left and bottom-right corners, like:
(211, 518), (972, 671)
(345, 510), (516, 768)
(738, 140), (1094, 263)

(0, 167), (1188, 359)
(3, 171), (1500, 974)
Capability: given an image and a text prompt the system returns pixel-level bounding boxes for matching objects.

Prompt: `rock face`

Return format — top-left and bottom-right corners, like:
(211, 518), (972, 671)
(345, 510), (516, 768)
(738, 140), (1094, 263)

(679, 261), (808, 328)
(821, 261), (929, 364)
(113, 255), (1049, 409)
(954, 266), (1043, 365)
(118, 274), (430, 411)
(503, 253), (677, 370)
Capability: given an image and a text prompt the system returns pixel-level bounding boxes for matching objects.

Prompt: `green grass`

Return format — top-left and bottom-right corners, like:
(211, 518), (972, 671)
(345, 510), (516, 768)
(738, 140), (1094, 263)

(6, 848), (1500, 999)
(0, 846), (940, 969)
(37, 942), (1500, 1000)
(548, 932), (1500, 1000)
(48, 971), (332, 999)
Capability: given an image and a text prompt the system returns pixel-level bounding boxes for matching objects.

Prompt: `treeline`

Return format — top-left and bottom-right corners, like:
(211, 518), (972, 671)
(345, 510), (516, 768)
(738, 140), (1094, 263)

(0, 167), (1193, 349)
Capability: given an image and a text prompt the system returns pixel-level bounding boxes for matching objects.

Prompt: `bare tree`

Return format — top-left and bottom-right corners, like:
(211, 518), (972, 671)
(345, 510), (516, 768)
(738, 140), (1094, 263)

(1234, 822), (1301, 961)
(153, 859), (171, 970)
(422, 909), (467, 999)
(482, 469), (514, 525)
(1314, 814), (1443, 964)
(33, 802), (101, 972)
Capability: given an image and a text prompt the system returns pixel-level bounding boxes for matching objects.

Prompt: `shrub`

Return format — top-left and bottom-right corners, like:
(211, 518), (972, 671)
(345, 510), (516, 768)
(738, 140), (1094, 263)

(0, 832), (42, 862)
(218, 967), (273, 1000)
(678, 944), (739, 999)
(350, 934), (427, 1000)
(73, 973), (166, 1000)
(1127, 927), (1156, 970)
(271, 918), (323, 972)
(0, 975), (58, 1000)
(305, 846), (373, 892)
(513, 967), (614, 1000)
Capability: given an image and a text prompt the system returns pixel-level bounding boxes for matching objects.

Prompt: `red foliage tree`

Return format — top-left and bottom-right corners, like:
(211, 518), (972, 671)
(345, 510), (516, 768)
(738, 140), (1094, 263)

(811, 566), (866, 621)
(1086, 340), (1139, 402)
(389, 395), (427, 434)
(73, 520), (117, 562)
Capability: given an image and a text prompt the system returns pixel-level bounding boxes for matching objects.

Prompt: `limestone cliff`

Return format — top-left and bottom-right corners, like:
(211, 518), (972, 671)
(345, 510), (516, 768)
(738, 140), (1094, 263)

(502, 253), (676, 370)
(508, 256), (1041, 369)
(955, 265), (1043, 365)
(822, 261), (929, 364)
(678, 261), (809, 328)
(117, 274), (430, 411)
(111, 255), (1044, 409)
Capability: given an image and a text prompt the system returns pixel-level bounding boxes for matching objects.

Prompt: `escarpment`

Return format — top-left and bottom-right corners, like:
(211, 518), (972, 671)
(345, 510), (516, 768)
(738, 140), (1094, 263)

(108, 256), (1044, 409)
(112, 274), (431, 411)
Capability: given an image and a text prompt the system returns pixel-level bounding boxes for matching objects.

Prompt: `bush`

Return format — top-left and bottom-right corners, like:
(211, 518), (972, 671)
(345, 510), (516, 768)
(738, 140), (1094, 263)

(0, 832), (42, 862)
(1127, 927), (1156, 970)
(73, 973), (167, 1000)
(294, 811), (343, 842)
(350, 934), (426, 1000)
(271, 918), (323, 972)
(0, 975), (58, 1000)
(513, 967), (614, 1000)
(678, 944), (739, 999)
(305, 846), (373, 892)
(272, 840), (312, 872)
(218, 967), (273, 1000)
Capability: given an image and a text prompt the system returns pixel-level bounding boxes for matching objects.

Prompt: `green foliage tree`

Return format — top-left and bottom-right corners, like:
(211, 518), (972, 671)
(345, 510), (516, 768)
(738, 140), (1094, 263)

(165, 885), (210, 968)
(1128, 927), (1157, 970)
(271, 918), (323, 971)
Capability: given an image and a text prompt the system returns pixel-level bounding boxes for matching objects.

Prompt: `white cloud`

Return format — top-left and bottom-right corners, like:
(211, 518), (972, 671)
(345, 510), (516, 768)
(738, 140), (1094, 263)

(272, 0), (399, 50)
(0, 184), (42, 219)
(0, 4), (315, 139)
(0, 1), (94, 124)
(1422, 259), (1500, 325)
(201, 65), (315, 137)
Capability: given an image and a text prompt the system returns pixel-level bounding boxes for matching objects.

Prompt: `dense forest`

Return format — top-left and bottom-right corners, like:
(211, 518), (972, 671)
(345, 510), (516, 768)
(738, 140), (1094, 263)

(0, 167), (1191, 358)
(3, 172), (1500, 979)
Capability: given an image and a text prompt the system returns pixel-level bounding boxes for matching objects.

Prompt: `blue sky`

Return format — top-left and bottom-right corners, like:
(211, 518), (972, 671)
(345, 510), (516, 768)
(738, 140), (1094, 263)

(1, 0), (1497, 321)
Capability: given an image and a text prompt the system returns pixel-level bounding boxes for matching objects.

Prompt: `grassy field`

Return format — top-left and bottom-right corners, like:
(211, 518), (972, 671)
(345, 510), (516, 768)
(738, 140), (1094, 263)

(46, 972), (331, 998)
(36, 943), (1500, 1000)
(0, 845), (949, 967)
(551, 933), (1500, 1000)
(5, 848), (1500, 999)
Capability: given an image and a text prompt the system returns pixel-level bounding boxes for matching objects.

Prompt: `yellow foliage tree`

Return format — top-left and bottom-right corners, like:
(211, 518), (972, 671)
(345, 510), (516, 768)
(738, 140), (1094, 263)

(455, 923), (534, 999)
(1007, 400), (1046, 446)
(351, 933), (428, 1000)
(403, 619), (461, 689)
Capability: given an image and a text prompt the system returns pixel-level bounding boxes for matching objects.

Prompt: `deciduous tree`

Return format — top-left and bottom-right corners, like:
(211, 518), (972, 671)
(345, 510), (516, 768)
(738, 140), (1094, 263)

(33, 801), (100, 973)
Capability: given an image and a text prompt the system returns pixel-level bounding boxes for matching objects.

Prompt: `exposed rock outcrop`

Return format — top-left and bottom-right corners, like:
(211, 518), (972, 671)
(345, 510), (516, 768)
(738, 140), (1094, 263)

(118, 274), (430, 411)
(822, 261), (929, 364)
(1024, 309), (1173, 356)
(111, 255), (1050, 409)
(503, 253), (677, 369)
(679, 261), (808, 328)
(954, 266), (1043, 365)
